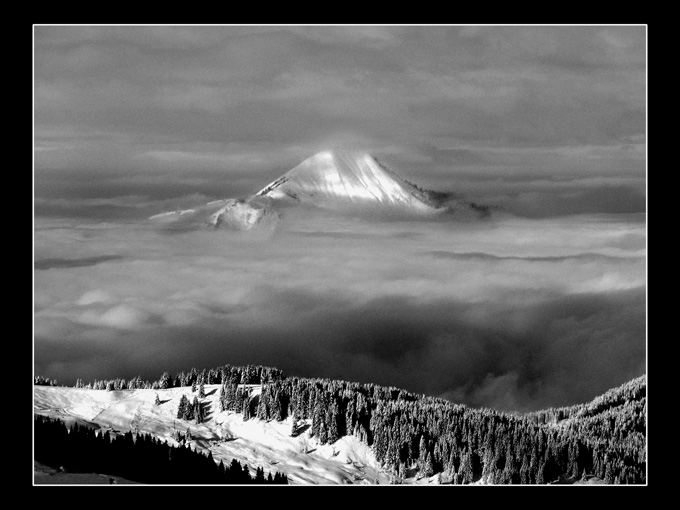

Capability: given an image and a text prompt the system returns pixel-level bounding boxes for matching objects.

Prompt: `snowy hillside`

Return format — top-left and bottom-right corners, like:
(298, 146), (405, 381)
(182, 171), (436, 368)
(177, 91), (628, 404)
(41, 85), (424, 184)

(33, 384), (401, 485)
(34, 373), (645, 485)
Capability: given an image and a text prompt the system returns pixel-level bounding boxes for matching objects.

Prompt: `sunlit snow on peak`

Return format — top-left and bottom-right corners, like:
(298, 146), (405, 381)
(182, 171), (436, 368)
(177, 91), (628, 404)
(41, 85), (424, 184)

(256, 150), (437, 212)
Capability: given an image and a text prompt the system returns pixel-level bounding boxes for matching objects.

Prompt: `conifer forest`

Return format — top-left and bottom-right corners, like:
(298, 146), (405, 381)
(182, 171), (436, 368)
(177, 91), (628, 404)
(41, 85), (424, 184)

(34, 363), (646, 484)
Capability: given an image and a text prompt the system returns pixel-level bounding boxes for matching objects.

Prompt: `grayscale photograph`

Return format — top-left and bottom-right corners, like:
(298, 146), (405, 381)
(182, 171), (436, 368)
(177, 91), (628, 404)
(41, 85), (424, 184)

(33, 24), (647, 485)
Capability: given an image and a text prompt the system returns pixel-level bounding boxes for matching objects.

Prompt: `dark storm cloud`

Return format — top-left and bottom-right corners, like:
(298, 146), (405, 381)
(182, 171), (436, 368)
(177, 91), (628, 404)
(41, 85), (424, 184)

(313, 289), (645, 411)
(35, 280), (646, 413)
(35, 255), (125, 270)
(34, 333), (127, 382)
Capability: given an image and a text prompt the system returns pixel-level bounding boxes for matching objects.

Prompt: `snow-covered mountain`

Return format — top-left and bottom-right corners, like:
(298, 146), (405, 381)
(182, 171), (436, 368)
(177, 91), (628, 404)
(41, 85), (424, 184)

(255, 150), (438, 212)
(150, 150), (447, 231)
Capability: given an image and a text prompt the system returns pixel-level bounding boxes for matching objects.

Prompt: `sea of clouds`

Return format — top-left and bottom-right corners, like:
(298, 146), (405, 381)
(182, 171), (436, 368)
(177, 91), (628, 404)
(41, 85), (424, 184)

(34, 204), (645, 413)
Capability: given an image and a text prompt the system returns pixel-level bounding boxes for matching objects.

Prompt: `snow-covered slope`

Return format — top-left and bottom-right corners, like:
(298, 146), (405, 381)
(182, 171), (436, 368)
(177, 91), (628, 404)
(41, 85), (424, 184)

(33, 384), (396, 485)
(256, 150), (437, 212)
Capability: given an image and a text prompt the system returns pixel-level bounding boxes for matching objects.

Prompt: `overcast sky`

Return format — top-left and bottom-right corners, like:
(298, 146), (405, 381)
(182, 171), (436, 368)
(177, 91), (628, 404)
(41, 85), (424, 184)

(33, 25), (646, 413)
(34, 25), (646, 216)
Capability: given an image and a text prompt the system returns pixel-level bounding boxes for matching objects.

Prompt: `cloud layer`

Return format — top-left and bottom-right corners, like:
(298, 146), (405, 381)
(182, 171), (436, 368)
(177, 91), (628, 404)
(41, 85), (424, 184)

(34, 211), (646, 412)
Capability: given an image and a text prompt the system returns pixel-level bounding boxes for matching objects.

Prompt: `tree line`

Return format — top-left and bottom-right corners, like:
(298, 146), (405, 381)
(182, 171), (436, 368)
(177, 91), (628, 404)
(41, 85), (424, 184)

(217, 372), (645, 484)
(34, 415), (288, 484)
(34, 375), (58, 386)
(42, 362), (646, 484)
(71, 364), (285, 392)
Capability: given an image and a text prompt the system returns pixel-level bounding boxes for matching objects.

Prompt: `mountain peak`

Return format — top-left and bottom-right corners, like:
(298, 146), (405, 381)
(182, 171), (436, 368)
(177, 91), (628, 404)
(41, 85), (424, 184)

(255, 150), (436, 211)
(150, 150), (450, 232)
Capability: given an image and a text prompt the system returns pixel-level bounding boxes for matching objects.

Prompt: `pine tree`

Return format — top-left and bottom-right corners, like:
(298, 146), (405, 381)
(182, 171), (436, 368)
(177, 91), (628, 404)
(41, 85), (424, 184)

(242, 395), (251, 421)
(155, 393), (161, 406)
(604, 462), (615, 484)
(173, 428), (183, 443)
(319, 420), (328, 444)
(519, 454), (531, 484)
(177, 394), (189, 419)
(459, 450), (474, 485)
(159, 371), (172, 390)
(219, 384), (227, 412)
(536, 459), (547, 484)
(386, 436), (399, 470)
(255, 466), (265, 483)
(326, 401), (339, 444)
(481, 444), (495, 482)
(198, 383), (205, 399)
(422, 451), (434, 478)
(502, 445), (518, 484)
(193, 396), (202, 424)
(418, 435), (429, 474)
(227, 382), (238, 411)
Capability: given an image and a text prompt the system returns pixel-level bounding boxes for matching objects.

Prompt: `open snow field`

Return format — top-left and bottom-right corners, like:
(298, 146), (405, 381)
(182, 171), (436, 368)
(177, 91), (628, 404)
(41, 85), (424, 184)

(34, 384), (401, 485)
